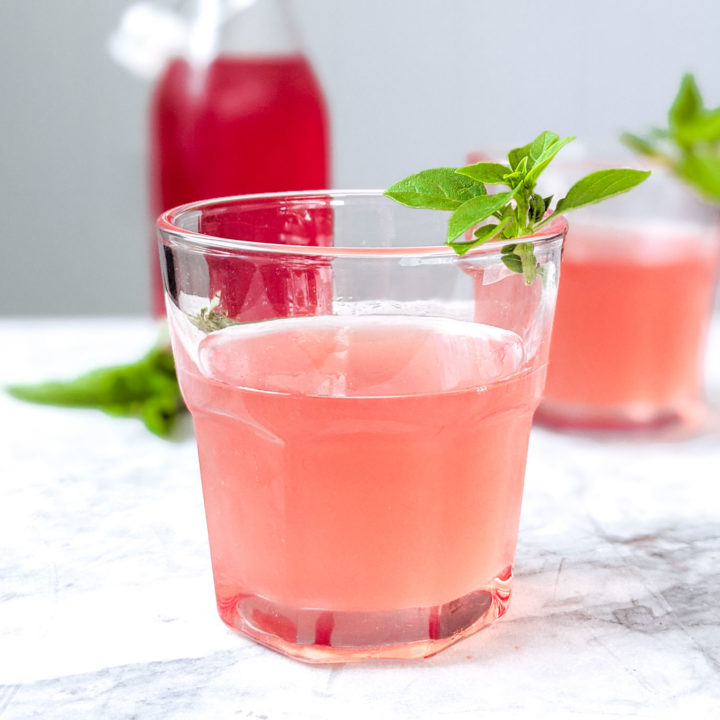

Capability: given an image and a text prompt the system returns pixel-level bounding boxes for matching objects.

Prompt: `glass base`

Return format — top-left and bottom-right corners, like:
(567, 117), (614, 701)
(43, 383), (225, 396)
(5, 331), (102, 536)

(217, 569), (513, 663)
(535, 397), (706, 435)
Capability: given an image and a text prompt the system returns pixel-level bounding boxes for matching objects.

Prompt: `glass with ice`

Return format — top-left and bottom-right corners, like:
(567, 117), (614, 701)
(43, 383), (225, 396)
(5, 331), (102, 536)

(158, 191), (565, 662)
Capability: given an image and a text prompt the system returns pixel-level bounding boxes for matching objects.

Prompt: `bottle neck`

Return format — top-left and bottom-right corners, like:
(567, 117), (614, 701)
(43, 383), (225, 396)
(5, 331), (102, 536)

(188, 0), (300, 63)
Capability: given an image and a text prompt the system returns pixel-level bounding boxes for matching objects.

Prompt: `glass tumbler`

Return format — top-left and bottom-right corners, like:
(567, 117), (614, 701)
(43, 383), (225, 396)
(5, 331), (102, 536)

(535, 164), (720, 431)
(158, 191), (565, 662)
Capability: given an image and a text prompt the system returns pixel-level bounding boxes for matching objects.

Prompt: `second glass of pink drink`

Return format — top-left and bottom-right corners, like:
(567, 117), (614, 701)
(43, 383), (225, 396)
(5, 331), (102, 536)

(536, 164), (720, 430)
(158, 192), (565, 662)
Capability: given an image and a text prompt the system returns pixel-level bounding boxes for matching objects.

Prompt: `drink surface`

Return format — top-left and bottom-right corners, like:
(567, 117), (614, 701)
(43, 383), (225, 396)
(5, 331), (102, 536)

(150, 55), (329, 314)
(542, 223), (720, 425)
(174, 315), (543, 615)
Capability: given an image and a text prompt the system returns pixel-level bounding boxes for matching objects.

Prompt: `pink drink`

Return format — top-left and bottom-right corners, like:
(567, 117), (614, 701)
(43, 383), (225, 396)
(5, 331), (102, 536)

(174, 314), (544, 660)
(540, 223), (720, 428)
(160, 191), (566, 661)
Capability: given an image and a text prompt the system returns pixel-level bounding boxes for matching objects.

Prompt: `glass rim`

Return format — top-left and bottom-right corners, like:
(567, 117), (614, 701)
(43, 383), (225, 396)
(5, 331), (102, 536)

(157, 189), (568, 258)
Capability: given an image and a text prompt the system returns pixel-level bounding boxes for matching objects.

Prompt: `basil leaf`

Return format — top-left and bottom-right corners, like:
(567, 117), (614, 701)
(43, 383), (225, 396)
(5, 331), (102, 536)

(516, 242), (540, 284)
(474, 217), (512, 242)
(527, 131), (562, 166)
(674, 108), (720, 145)
(669, 73), (702, 131)
(456, 162), (512, 185)
(508, 131), (559, 171)
(447, 190), (517, 242)
(191, 306), (238, 333)
(620, 132), (660, 157)
(385, 168), (486, 210)
(678, 153), (720, 202)
(501, 253), (523, 273)
(524, 135), (575, 185)
(556, 169), (651, 213)
(6, 346), (185, 438)
(449, 220), (510, 255)
(142, 395), (183, 437)
(501, 219), (519, 239)
(495, 206), (519, 238)
(528, 194), (546, 223)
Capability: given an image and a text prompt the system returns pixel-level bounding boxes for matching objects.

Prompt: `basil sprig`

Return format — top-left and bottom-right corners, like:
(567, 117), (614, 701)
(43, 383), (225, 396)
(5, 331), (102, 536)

(622, 73), (720, 204)
(385, 131), (650, 282)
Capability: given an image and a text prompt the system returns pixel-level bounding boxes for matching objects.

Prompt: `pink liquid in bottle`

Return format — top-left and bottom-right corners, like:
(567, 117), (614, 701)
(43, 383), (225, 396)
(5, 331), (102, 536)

(150, 53), (330, 315)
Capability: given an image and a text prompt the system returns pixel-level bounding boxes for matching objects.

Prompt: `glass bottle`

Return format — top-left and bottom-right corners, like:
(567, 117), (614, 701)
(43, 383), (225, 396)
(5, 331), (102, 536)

(149, 0), (330, 315)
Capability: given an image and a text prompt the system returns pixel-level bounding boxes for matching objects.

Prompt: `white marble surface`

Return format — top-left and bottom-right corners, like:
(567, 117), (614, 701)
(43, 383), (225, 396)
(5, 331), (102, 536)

(1, 317), (719, 719)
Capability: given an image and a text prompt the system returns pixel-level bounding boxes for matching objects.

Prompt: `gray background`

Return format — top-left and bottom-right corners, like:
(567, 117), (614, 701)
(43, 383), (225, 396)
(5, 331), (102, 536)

(1, 0), (719, 316)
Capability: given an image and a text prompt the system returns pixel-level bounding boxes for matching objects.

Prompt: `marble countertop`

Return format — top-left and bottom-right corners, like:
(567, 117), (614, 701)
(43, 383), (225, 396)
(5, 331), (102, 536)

(1, 317), (719, 719)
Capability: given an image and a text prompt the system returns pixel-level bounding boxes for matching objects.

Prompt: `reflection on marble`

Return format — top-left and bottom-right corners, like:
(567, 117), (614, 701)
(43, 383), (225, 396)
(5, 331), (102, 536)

(1, 318), (719, 718)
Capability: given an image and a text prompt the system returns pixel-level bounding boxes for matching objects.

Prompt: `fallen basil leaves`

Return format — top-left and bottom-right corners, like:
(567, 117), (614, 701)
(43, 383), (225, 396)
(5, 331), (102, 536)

(7, 344), (186, 438)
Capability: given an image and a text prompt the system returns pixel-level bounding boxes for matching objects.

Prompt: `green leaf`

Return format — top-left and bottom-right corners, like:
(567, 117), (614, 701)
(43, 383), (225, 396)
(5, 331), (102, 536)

(669, 73), (702, 130)
(472, 224), (499, 242)
(446, 190), (516, 242)
(191, 292), (239, 333)
(620, 132), (660, 157)
(6, 345), (186, 438)
(507, 145), (529, 171)
(674, 108), (720, 145)
(498, 208), (519, 239)
(506, 131), (574, 189)
(650, 127), (672, 139)
(528, 194), (546, 223)
(142, 395), (183, 437)
(516, 242), (540, 284)
(508, 131), (559, 171)
(384, 168), (486, 210)
(473, 217), (512, 242)
(524, 135), (575, 184)
(501, 253), (523, 273)
(555, 168), (651, 213)
(503, 157), (530, 188)
(528, 131), (561, 162)
(501, 220), (519, 239)
(456, 162), (512, 185)
(678, 153), (720, 202)
(449, 219), (511, 255)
